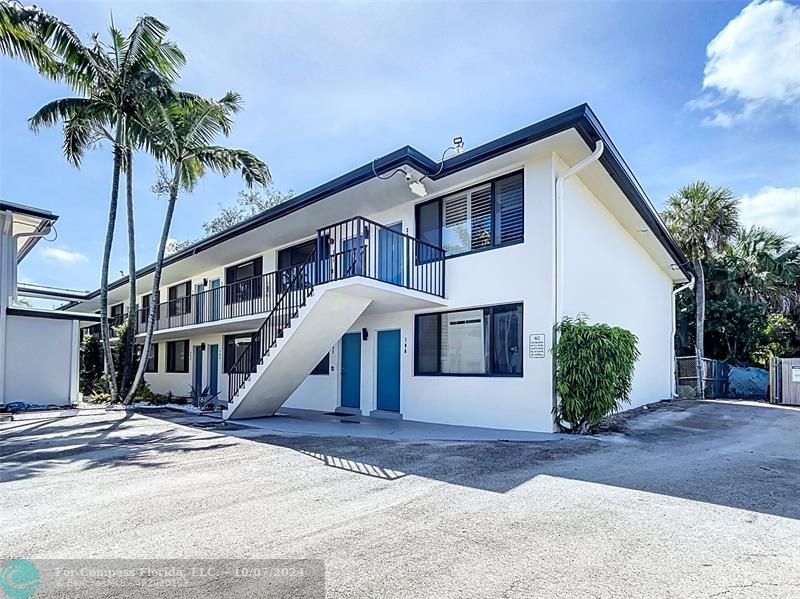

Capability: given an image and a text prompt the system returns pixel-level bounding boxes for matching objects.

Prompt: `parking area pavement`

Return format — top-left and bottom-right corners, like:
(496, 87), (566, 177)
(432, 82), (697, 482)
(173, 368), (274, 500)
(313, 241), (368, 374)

(1, 399), (799, 598)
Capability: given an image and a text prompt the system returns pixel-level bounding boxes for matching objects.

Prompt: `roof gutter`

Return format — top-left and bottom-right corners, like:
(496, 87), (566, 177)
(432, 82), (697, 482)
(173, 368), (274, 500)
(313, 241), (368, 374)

(552, 140), (605, 424)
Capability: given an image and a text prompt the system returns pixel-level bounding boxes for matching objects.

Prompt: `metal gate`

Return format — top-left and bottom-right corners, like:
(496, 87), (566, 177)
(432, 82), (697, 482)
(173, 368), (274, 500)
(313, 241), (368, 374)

(771, 358), (800, 405)
(675, 356), (728, 399)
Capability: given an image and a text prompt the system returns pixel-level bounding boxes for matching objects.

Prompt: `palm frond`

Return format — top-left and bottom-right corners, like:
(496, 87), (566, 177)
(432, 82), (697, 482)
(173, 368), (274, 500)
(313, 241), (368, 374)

(29, 96), (111, 132)
(192, 146), (271, 188)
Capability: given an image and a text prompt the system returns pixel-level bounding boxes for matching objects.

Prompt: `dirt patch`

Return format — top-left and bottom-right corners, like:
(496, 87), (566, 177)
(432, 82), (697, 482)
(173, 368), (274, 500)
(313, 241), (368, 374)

(595, 399), (680, 434)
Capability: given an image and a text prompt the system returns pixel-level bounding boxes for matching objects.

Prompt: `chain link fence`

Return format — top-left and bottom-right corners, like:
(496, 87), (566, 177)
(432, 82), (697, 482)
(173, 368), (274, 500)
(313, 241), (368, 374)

(676, 356), (769, 400)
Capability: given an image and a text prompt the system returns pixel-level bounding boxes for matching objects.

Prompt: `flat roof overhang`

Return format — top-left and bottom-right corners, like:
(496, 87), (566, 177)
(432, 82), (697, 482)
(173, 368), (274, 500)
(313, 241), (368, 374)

(6, 306), (100, 328)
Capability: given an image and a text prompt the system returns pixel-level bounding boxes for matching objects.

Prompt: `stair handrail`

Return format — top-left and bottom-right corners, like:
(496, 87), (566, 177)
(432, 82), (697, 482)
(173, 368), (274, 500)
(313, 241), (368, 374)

(227, 248), (318, 402)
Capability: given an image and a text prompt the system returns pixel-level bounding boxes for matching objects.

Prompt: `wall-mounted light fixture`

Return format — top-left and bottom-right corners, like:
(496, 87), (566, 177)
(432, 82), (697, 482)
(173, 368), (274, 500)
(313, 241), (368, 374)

(362, 328), (369, 341)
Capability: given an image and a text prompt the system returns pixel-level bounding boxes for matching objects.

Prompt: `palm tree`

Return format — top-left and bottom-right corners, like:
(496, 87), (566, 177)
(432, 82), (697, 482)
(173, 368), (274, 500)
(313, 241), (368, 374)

(28, 16), (184, 401)
(1, 0), (89, 79)
(662, 181), (739, 398)
(724, 226), (800, 313)
(126, 93), (270, 403)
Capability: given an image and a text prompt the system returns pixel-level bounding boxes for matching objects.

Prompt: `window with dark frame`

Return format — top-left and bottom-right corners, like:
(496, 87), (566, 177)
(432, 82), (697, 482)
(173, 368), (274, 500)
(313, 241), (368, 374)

(225, 256), (263, 304)
(277, 239), (320, 291)
(224, 333), (260, 373)
(310, 353), (330, 376)
(166, 340), (189, 373)
(136, 343), (159, 373)
(168, 282), (191, 317)
(110, 303), (124, 321)
(140, 293), (160, 323)
(414, 303), (523, 377)
(415, 171), (524, 259)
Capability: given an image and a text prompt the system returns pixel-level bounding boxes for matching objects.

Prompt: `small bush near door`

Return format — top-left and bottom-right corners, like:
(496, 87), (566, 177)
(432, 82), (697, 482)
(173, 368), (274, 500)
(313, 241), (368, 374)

(553, 315), (640, 434)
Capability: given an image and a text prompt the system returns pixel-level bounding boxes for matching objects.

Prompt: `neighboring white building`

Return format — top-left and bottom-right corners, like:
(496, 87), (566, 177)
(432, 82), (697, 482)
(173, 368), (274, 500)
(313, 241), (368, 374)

(57, 105), (691, 432)
(0, 201), (99, 408)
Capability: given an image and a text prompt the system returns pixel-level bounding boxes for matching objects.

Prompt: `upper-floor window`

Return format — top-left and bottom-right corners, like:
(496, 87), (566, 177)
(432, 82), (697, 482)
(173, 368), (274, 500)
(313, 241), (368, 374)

(278, 239), (318, 291)
(225, 257), (263, 304)
(140, 293), (160, 323)
(110, 303), (124, 320)
(415, 171), (524, 258)
(168, 281), (191, 317)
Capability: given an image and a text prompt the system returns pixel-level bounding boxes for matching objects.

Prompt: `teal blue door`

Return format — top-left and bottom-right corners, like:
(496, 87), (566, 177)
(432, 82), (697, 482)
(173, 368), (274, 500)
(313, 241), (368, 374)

(193, 345), (204, 393)
(209, 344), (219, 395)
(378, 222), (403, 285)
(340, 333), (361, 409)
(376, 329), (401, 412)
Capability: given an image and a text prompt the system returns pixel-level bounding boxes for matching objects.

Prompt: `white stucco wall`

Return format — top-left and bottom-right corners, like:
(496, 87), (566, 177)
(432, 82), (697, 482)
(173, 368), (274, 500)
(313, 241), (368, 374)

(287, 156), (558, 432)
(4, 315), (79, 406)
(559, 170), (674, 408)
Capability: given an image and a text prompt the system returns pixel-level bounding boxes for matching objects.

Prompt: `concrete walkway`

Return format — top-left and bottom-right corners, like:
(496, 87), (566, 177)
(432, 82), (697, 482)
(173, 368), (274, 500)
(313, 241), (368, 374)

(230, 408), (571, 441)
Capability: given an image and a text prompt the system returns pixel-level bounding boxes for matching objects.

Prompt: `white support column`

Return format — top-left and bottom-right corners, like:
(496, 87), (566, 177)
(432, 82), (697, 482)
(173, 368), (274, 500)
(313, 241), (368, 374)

(69, 320), (81, 404)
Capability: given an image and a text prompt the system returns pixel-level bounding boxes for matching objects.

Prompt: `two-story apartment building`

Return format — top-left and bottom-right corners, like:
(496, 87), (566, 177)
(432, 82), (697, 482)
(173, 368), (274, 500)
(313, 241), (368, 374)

(60, 104), (691, 432)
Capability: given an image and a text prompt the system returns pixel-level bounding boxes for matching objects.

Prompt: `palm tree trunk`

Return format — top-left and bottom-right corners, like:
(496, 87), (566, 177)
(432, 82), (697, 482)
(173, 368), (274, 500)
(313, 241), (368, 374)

(100, 127), (123, 403)
(120, 147), (137, 397)
(694, 257), (706, 399)
(124, 159), (183, 404)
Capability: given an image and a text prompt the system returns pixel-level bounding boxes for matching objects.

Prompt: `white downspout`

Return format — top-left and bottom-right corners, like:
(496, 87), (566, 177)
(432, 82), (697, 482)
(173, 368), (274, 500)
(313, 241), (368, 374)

(671, 274), (695, 398)
(552, 141), (604, 419)
(0, 210), (13, 406)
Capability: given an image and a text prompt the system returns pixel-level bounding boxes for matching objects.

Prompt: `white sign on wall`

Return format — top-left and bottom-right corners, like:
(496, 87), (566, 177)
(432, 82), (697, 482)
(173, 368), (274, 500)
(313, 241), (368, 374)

(792, 366), (800, 383)
(529, 334), (546, 359)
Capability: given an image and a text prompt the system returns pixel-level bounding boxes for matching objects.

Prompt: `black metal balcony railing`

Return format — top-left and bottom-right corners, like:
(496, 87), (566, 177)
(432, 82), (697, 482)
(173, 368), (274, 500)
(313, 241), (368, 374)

(84, 217), (446, 349)
(316, 216), (445, 297)
(135, 271), (281, 334)
(227, 217), (446, 404)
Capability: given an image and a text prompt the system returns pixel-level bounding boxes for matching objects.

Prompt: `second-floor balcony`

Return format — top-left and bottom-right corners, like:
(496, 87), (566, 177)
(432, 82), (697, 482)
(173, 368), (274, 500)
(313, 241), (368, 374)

(116, 216), (446, 337)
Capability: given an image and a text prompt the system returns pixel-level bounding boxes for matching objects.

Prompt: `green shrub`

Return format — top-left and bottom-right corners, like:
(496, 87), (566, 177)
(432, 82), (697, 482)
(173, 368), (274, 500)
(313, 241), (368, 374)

(79, 334), (104, 395)
(553, 315), (640, 433)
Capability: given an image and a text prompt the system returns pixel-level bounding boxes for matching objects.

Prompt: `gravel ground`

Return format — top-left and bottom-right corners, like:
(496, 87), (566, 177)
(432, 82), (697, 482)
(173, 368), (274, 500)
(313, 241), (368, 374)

(1, 399), (799, 598)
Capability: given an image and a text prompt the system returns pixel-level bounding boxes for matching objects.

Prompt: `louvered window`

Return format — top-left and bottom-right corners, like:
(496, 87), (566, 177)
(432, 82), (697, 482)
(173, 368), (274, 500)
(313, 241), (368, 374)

(494, 173), (524, 245)
(416, 171), (523, 258)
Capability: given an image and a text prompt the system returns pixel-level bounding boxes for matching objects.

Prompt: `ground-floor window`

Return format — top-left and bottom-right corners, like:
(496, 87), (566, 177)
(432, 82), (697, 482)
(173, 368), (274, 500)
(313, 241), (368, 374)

(224, 334), (257, 372)
(414, 303), (523, 376)
(135, 343), (159, 373)
(310, 353), (329, 375)
(166, 340), (189, 373)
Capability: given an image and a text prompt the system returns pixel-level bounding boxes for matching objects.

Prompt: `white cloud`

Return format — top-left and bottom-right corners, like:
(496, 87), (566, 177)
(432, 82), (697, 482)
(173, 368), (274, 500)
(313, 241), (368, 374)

(691, 0), (800, 126)
(739, 186), (800, 241)
(39, 246), (89, 265)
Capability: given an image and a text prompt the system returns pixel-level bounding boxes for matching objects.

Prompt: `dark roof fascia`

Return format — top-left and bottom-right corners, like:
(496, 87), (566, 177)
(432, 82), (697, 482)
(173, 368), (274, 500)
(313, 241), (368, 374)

(0, 200), (58, 221)
(7, 306), (101, 322)
(65, 103), (689, 305)
(576, 108), (692, 279)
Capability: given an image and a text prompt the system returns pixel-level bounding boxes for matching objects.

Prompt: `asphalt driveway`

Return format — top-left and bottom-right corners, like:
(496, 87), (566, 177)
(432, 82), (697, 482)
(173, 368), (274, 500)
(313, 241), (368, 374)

(1, 400), (799, 598)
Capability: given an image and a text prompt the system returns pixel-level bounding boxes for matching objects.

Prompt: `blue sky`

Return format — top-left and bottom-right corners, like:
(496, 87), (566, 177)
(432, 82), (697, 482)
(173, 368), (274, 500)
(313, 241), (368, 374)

(1, 0), (798, 296)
